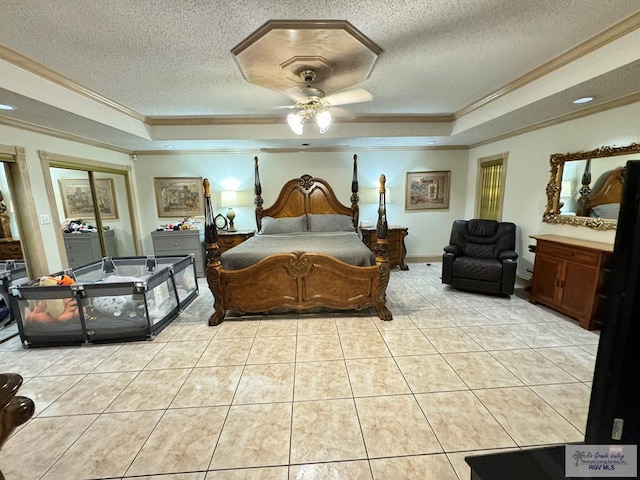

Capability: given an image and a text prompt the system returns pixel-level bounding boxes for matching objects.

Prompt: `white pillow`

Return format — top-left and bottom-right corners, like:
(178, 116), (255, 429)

(258, 215), (307, 234)
(308, 213), (355, 232)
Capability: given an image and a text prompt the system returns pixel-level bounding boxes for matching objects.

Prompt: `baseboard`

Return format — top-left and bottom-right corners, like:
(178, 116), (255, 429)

(406, 255), (442, 263)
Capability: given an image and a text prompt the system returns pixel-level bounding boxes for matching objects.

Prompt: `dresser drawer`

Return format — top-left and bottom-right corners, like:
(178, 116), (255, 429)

(153, 236), (201, 252)
(218, 236), (245, 249)
(64, 238), (99, 253)
(536, 242), (599, 265)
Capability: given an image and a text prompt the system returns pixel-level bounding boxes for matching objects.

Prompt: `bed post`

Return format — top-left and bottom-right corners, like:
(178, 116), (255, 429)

(203, 178), (225, 326)
(254, 156), (264, 231)
(350, 154), (359, 228)
(374, 174), (392, 321)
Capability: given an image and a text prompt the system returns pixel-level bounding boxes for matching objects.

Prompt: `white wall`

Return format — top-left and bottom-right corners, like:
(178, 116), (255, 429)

(467, 101), (640, 277)
(0, 124), (132, 272)
(133, 149), (470, 258)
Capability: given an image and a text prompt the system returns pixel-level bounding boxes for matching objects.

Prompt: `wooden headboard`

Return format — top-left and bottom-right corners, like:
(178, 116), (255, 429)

(588, 167), (625, 209)
(253, 155), (360, 231)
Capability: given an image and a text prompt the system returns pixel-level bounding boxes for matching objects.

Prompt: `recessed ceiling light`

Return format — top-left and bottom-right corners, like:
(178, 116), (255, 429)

(164, 144), (174, 149)
(426, 141), (436, 145)
(573, 96), (594, 104)
(301, 143), (310, 146)
(0, 103), (16, 111)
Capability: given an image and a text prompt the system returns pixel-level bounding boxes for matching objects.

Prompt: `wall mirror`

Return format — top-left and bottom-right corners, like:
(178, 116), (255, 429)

(542, 142), (640, 230)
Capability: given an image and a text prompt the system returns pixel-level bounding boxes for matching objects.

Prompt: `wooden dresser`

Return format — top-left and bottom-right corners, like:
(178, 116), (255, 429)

(216, 230), (255, 254)
(361, 225), (409, 270)
(529, 235), (613, 330)
(0, 239), (23, 260)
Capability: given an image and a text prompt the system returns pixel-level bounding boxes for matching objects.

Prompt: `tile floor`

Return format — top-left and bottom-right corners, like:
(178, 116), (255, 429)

(0, 262), (598, 479)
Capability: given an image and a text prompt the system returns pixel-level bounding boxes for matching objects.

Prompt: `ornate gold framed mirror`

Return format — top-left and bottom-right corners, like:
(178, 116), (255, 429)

(542, 142), (640, 230)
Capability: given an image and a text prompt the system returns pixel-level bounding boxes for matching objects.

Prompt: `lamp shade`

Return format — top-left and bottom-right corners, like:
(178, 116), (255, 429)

(220, 190), (237, 208)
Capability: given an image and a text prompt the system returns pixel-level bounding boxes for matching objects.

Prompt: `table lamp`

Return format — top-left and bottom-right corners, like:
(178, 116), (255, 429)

(221, 190), (238, 231)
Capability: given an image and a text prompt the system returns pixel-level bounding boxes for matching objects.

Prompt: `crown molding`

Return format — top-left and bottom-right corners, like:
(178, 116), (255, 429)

(456, 11), (640, 119)
(0, 44), (145, 122)
(146, 114), (453, 126)
(0, 115), (133, 154)
(134, 144), (468, 155)
(468, 91), (640, 149)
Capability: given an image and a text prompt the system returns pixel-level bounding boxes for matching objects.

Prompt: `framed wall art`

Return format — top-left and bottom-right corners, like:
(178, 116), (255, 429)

(59, 178), (118, 219)
(154, 177), (203, 217)
(405, 171), (451, 210)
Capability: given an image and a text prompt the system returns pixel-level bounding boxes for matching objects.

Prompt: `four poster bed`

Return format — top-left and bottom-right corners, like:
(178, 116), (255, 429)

(203, 155), (392, 326)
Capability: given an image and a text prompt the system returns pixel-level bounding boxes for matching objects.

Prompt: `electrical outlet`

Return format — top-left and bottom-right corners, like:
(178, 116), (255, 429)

(39, 214), (51, 224)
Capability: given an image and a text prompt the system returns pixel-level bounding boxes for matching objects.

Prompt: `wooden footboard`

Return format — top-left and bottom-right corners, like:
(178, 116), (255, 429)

(206, 251), (391, 325)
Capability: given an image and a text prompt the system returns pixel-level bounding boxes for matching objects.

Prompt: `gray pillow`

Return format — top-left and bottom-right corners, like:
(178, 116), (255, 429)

(308, 213), (355, 232)
(258, 215), (307, 234)
(590, 203), (620, 219)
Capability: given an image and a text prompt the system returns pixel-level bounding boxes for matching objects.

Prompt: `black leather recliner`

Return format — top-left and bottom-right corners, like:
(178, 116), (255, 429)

(442, 219), (518, 295)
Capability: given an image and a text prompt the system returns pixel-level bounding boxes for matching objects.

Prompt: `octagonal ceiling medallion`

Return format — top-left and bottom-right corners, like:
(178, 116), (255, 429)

(231, 20), (382, 98)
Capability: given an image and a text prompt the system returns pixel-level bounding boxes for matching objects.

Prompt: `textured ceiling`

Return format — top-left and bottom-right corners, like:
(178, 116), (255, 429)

(0, 1), (638, 152)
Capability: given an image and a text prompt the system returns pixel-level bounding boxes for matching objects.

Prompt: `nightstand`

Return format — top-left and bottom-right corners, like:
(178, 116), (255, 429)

(216, 230), (255, 254)
(361, 225), (409, 270)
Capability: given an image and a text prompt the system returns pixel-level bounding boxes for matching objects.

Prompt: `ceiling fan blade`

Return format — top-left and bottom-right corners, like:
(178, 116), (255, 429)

(324, 88), (373, 106)
(328, 106), (353, 118)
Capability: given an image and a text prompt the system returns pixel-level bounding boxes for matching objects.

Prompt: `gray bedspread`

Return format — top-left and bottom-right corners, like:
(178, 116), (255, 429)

(220, 232), (376, 270)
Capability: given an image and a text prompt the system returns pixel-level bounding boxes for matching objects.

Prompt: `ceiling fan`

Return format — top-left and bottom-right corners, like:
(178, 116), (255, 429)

(283, 69), (373, 135)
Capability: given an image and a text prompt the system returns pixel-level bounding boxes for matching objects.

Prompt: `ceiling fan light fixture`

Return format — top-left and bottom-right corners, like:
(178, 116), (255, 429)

(316, 110), (332, 133)
(287, 112), (304, 135)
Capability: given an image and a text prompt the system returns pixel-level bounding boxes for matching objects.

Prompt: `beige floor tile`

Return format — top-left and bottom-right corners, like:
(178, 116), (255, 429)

(296, 316), (338, 335)
(290, 460), (371, 479)
(170, 322), (219, 341)
(19, 374), (84, 416)
(373, 313), (417, 330)
(476, 307), (530, 325)
(93, 342), (166, 372)
(145, 340), (209, 369)
(535, 346), (596, 382)
(234, 363), (294, 404)
(39, 371), (137, 416)
(474, 386), (584, 446)
(443, 308), (495, 327)
(443, 352), (522, 389)
(356, 395), (441, 458)
(171, 365), (243, 407)
(210, 403), (291, 469)
(335, 315), (378, 333)
(106, 368), (190, 412)
(499, 324), (570, 348)
(39, 344), (121, 375)
(421, 327), (483, 354)
(370, 454), (458, 480)
(43, 411), (163, 480)
(0, 347), (73, 377)
(490, 349), (578, 384)
(346, 357), (410, 397)
(460, 325), (528, 350)
(256, 319), (297, 336)
(214, 320), (260, 338)
(290, 398), (366, 464)
(294, 360), (352, 401)
(447, 448), (520, 480)
(130, 473), (206, 480)
(395, 354), (467, 393)
(206, 467), (288, 479)
(539, 320), (600, 346)
(247, 335), (296, 364)
(380, 329), (437, 356)
(296, 333), (343, 362)
(531, 383), (591, 433)
(416, 391), (516, 452)
(409, 310), (456, 329)
(0, 414), (97, 480)
(429, 296), (470, 310)
(127, 406), (227, 476)
(579, 344), (599, 356)
(197, 336), (253, 366)
(339, 331), (390, 359)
